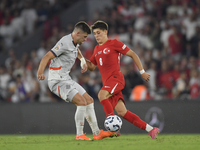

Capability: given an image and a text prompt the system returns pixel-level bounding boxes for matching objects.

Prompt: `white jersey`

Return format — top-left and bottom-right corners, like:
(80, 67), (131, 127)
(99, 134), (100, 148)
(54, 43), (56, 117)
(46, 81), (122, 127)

(48, 34), (79, 81)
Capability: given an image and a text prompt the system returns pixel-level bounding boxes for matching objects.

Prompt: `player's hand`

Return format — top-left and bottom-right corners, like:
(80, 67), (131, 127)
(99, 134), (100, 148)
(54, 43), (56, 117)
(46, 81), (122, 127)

(37, 74), (45, 80)
(141, 72), (150, 82)
(81, 63), (88, 73)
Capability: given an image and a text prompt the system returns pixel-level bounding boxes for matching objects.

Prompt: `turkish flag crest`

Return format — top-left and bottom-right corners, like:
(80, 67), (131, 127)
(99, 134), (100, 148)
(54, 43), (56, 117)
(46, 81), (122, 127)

(103, 48), (110, 54)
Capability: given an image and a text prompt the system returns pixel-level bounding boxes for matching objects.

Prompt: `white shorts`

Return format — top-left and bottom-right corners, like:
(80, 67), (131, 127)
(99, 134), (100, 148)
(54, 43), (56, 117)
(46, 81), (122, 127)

(48, 79), (86, 102)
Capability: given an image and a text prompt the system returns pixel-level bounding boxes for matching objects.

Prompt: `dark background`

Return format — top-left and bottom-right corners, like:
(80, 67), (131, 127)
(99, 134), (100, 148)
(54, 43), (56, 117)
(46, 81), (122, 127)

(0, 101), (199, 134)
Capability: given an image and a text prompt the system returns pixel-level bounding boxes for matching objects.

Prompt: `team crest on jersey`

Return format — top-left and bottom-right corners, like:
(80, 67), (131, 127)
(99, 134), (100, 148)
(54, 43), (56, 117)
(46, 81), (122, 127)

(103, 48), (110, 54)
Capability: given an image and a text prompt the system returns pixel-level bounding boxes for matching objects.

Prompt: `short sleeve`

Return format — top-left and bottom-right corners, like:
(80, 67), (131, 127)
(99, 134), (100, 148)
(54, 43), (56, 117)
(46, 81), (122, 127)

(114, 39), (130, 55)
(51, 39), (66, 57)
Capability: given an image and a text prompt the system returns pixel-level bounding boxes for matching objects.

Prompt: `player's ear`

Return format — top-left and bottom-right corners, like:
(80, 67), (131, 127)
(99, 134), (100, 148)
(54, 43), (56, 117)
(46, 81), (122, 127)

(76, 31), (80, 36)
(104, 30), (108, 35)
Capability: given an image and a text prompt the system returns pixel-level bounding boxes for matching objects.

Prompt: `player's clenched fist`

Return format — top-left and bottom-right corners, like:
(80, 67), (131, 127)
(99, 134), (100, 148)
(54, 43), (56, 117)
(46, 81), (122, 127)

(81, 63), (88, 73)
(141, 72), (150, 82)
(37, 74), (45, 80)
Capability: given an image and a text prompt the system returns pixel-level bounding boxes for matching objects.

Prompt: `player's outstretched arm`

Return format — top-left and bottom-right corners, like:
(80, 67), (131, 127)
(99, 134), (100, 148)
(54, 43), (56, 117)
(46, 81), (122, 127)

(37, 51), (55, 80)
(125, 50), (150, 82)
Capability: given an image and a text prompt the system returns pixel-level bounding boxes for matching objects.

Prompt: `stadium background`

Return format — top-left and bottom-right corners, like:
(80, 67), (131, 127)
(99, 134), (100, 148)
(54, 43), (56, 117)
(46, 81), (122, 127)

(0, 0), (200, 134)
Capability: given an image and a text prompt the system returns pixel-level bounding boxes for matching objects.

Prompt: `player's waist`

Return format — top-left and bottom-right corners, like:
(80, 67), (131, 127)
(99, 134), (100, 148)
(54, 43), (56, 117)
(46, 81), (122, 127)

(102, 71), (124, 82)
(49, 66), (70, 72)
(49, 66), (62, 70)
(48, 69), (71, 80)
(48, 74), (71, 81)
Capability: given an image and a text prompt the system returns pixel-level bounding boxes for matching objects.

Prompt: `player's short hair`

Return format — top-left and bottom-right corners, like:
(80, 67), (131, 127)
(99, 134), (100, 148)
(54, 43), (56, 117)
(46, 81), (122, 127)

(91, 20), (108, 31)
(74, 21), (91, 34)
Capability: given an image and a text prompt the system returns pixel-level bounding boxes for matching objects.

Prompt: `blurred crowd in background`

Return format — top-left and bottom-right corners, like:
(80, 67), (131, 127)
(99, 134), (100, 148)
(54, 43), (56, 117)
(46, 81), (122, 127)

(0, 0), (200, 103)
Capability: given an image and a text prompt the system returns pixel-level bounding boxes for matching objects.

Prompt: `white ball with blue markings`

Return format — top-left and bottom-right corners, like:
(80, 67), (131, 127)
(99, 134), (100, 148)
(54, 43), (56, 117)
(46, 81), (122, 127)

(104, 115), (122, 132)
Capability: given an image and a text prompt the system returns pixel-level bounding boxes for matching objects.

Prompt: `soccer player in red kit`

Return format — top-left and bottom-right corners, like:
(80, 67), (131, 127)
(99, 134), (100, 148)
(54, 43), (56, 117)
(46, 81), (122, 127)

(84, 21), (159, 139)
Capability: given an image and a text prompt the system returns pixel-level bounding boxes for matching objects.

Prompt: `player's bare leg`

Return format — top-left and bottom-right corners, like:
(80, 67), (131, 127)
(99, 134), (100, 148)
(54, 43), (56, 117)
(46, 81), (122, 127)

(82, 92), (113, 140)
(115, 100), (159, 139)
(72, 93), (92, 140)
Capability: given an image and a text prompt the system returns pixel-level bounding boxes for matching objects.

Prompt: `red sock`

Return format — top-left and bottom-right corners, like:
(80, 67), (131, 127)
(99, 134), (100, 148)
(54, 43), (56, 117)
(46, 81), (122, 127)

(100, 99), (114, 117)
(123, 110), (147, 130)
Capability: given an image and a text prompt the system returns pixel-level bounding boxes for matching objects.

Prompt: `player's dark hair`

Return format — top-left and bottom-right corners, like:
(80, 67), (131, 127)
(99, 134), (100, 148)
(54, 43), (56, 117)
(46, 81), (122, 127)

(91, 20), (108, 31)
(74, 21), (91, 34)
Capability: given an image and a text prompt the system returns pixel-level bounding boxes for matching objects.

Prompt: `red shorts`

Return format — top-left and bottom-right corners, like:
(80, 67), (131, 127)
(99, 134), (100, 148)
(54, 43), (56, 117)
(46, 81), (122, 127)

(101, 76), (125, 109)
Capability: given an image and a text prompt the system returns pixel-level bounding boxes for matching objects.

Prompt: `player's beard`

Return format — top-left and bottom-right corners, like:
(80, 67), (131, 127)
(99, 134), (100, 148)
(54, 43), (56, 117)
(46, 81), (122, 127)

(77, 39), (83, 45)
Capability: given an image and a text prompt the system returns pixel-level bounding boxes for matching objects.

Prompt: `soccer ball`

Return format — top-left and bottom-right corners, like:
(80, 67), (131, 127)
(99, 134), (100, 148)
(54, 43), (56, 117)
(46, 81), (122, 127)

(104, 115), (122, 132)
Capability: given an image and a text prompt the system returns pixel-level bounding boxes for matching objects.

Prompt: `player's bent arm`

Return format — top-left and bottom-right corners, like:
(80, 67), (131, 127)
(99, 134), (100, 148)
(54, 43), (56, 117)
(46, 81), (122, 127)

(77, 49), (83, 60)
(85, 59), (96, 71)
(77, 49), (87, 73)
(77, 49), (96, 71)
(125, 50), (143, 71)
(37, 51), (55, 80)
(125, 50), (150, 82)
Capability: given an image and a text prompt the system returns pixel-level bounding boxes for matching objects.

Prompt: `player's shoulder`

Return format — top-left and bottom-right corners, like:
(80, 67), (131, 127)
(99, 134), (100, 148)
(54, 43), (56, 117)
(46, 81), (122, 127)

(108, 39), (124, 47)
(59, 34), (74, 48)
(110, 39), (123, 44)
(59, 34), (72, 44)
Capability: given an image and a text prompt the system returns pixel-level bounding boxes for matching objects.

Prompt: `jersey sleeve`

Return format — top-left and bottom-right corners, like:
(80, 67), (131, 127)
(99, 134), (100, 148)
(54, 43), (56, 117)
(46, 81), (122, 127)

(114, 39), (130, 55)
(51, 38), (66, 57)
(89, 48), (97, 65)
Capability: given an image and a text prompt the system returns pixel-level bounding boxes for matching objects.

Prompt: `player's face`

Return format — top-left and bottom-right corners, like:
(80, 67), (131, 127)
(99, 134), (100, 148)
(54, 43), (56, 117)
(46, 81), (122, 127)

(76, 31), (88, 45)
(93, 29), (107, 45)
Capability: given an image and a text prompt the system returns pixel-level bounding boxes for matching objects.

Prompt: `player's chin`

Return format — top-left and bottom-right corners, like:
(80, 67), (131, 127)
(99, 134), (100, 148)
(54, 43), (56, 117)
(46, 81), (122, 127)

(79, 41), (83, 45)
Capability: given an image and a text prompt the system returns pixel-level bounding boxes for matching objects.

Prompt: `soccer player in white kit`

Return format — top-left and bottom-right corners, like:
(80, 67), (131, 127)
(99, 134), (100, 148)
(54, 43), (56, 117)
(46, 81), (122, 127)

(37, 21), (114, 140)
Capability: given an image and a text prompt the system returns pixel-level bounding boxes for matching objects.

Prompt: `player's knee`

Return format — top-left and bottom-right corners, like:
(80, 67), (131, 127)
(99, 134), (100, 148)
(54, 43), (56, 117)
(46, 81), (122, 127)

(116, 110), (126, 117)
(78, 99), (87, 106)
(86, 96), (94, 104)
(75, 97), (87, 106)
(98, 93), (106, 101)
(98, 90), (111, 101)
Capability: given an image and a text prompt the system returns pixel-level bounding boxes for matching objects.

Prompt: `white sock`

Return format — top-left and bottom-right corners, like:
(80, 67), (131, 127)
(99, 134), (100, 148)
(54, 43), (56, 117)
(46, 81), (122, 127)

(75, 106), (86, 136)
(146, 124), (153, 132)
(85, 103), (100, 135)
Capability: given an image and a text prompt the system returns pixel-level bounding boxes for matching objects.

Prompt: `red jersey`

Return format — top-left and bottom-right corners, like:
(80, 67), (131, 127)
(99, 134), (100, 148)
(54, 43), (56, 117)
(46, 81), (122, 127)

(90, 39), (130, 85)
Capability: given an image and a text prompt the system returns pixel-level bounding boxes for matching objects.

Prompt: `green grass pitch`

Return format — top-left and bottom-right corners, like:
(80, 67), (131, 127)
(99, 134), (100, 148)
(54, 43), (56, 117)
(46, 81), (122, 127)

(0, 134), (200, 150)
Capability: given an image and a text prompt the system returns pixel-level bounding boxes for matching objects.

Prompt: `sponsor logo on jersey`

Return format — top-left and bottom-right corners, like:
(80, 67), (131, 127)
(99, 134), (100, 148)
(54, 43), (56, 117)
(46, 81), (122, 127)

(103, 48), (110, 54)
(55, 46), (60, 50)
(98, 51), (102, 54)
(122, 44), (126, 50)
(104, 86), (110, 88)
(55, 43), (63, 50)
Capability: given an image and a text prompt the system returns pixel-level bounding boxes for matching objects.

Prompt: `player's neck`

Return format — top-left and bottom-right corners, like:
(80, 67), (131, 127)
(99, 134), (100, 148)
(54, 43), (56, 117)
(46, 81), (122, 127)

(99, 38), (108, 45)
(71, 32), (77, 46)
